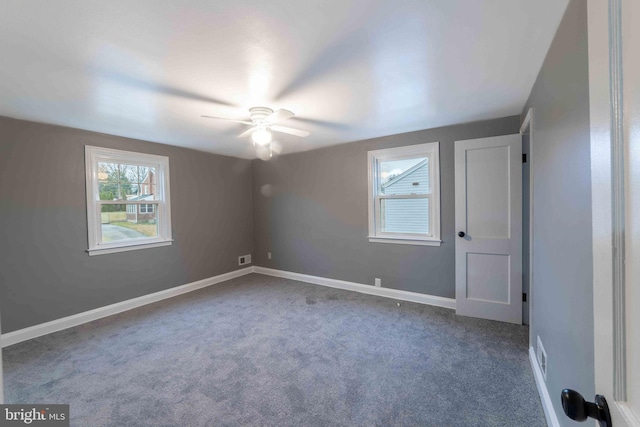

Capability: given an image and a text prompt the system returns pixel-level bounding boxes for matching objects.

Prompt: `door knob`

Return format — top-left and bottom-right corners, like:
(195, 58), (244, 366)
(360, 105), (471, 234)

(458, 231), (465, 238)
(560, 389), (612, 427)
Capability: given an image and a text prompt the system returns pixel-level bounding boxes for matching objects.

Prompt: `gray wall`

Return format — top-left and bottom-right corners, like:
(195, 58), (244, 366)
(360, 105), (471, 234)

(522, 0), (594, 424)
(0, 116), (253, 333)
(252, 116), (520, 297)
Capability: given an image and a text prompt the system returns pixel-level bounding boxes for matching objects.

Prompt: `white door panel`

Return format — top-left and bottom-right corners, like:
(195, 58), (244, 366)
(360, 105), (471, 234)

(455, 134), (522, 324)
(466, 253), (510, 303)
(466, 146), (511, 238)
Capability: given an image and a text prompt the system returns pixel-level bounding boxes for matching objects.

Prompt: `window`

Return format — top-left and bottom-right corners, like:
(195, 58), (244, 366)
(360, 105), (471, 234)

(139, 204), (154, 214)
(367, 142), (441, 246)
(85, 146), (172, 256)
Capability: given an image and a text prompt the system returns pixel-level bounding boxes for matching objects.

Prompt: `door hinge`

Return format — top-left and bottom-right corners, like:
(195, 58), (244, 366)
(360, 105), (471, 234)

(522, 292), (527, 302)
(522, 153), (527, 163)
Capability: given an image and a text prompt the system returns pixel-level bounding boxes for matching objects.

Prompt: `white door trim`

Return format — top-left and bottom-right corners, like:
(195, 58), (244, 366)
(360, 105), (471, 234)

(589, 0), (639, 424)
(520, 108), (535, 344)
(606, 0), (627, 403)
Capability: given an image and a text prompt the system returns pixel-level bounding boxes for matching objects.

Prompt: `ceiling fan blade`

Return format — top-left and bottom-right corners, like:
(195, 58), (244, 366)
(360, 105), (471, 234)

(271, 125), (310, 138)
(266, 109), (294, 124)
(237, 127), (258, 138)
(201, 115), (252, 125)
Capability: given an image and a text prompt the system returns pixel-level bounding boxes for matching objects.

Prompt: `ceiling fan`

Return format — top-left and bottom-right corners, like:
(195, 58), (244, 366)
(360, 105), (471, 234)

(201, 107), (310, 150)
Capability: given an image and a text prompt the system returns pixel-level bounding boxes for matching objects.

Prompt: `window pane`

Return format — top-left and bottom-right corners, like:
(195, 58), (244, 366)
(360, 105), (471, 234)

(99, 182), (130, 201)
(97, 162), (118, 182)
(127, 184), (141, 198)
(116, 164), (135, 199)
(147, 184), (157, 199)
(379, 157), (429, 195)
(141, 166), (155, 183)
(126, 184), (158, 201)
(120, 164), (138, 183)
(100, 204), (158, 243)
(120, 164), (154, 185)
(139, 204), (155, 214)
(380, 198), (430, 234)
(98, 182), (119, 201)
(98, 163), (137, 200)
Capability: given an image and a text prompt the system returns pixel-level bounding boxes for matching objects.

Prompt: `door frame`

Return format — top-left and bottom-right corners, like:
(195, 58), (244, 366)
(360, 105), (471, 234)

(520, 109), (534, 342)
(589, 0), (639, 424)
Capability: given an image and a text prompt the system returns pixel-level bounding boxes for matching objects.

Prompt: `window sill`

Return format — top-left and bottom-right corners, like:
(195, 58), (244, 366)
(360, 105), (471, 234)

(87, 240), (173, 256)
(368, 237), (442, 247)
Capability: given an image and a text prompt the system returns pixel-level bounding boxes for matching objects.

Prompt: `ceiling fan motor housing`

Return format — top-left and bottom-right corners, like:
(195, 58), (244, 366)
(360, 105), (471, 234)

(249, 107), (274, 124)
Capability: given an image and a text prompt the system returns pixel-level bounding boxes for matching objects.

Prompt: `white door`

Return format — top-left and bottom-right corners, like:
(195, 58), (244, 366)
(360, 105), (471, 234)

(588, 0), (640, 425)
(454, 134), (522, 324)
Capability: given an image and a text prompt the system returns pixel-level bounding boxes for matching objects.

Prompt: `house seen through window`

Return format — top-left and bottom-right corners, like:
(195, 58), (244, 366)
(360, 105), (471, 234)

(368, 142), (441, 246)
(85, 146), (172, 255)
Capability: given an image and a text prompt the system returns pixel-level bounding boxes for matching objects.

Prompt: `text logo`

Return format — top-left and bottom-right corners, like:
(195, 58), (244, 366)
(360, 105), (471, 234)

(0, 405), (69, 427)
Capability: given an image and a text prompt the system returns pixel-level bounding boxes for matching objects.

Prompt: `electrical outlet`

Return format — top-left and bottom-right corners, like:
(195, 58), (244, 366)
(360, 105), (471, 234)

(267, 252), (272, 260)
(238, 254), (252, 266)
(374, 278), (381, 287)
(537, 336), (548, 380)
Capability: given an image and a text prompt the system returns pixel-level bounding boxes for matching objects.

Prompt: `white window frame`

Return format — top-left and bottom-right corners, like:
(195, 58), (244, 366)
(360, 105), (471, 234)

(85, 146), (173, 256)
(367, 142), (441, 246)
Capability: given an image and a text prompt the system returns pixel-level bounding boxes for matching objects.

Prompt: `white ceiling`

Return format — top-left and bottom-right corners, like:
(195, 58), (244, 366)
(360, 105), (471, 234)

(0, 0), (568, 159)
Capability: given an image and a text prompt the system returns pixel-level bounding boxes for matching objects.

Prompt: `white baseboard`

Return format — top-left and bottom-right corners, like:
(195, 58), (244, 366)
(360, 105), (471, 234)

(529, 346), (560, 427)
(253, 266), (456, 310)
(2, 266), (455, 348)
(1, 267), (254, 348)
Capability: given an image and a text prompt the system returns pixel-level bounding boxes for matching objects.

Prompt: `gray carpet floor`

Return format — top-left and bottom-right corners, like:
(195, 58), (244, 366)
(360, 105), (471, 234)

(4, 274), (546, 427)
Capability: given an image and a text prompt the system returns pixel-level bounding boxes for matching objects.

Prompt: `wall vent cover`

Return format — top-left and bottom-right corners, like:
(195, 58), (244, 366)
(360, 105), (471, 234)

(536, 336), (548, 380)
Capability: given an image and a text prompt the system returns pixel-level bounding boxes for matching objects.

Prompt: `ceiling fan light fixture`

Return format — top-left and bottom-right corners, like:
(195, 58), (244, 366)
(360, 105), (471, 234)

(252, 127), (272, 146)
(201, 107), (309, 159)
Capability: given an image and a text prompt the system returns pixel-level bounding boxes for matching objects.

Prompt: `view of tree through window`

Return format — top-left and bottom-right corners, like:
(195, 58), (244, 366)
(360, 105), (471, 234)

(98, 163), (155, 201)
(96, 162), (159, 242)
(86, 146), (172, 255)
